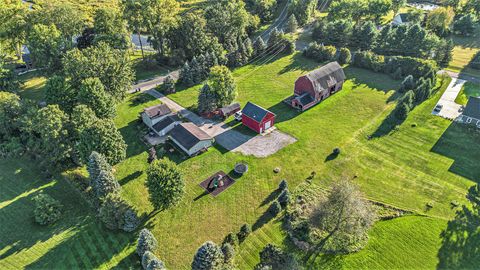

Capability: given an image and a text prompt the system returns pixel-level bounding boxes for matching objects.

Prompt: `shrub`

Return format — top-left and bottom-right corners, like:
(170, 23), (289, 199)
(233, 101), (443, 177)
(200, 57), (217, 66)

(278, 189), (290, 208)
(137, 228), (158, 257)
(99, 194), (138, 231)
(192, 241), (224, 270)
(337, 48), (351, 65)
(269, 201), (282, 216)
(161, 75), (175, 94)
(278, 179), (288, 191)
(221, 243), (235, 263)
(223, 232), (239, 247)
(304, 42), (336, 62)
(237, 224), (251, 242)
(32, 193), (62, 225)
(142, 251), (157, 269)
(146, 258), (166, 270)
(257, 244), (299, 269)
(353, 51), (385, 72)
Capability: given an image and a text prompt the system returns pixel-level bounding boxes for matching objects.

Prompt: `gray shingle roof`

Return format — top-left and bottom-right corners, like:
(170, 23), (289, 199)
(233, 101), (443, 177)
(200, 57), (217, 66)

(152, 115), (180, 133)
(305, 62), (346, 94)
(169, 123), (212, 150)
(144, 104), (171, 119)
(464, 96), (480, 119)
(241, 102), (274, 123)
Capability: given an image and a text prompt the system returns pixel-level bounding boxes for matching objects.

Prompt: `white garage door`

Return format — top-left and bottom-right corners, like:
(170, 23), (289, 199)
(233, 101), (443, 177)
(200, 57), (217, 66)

(264, 121), (271, 130)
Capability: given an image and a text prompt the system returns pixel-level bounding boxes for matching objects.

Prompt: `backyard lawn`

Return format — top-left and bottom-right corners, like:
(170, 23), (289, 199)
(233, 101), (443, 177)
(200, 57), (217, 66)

(455, 81), (480, 105)
(2, 52), (479, 269)
(447, 25), (480, 78)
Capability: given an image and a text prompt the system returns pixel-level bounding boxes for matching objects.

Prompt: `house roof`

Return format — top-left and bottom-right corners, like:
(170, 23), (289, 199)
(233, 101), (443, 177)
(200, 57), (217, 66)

(241, 102), (274, 123)
(144, 104), (171, 119)
(152, 115), (181, 133)
(399, 13), (409, 22)
(169, 122), (212, 150)
(295, 93), (315, 106)
(463, 96), (480, 119)
(219, 103), (241, 115)
(304, 62), (346, 94)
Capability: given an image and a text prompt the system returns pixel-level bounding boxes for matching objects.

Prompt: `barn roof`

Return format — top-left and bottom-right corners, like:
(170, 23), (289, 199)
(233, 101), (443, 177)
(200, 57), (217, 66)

(144, 104), (171, 119)
(152, 115), (181, 133)
(464, 96), (480, 119)
(242, 102), (274, 123)
(169, 123), (212, 150)
(304, 62), (346, 94)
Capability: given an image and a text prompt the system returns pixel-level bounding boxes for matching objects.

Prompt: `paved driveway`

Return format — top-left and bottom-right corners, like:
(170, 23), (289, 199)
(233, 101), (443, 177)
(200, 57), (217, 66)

(433, 77), (465, 120)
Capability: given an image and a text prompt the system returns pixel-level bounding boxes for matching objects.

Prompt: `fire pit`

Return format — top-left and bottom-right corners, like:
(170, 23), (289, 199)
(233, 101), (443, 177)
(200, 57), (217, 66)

(234, 163), (249, 175)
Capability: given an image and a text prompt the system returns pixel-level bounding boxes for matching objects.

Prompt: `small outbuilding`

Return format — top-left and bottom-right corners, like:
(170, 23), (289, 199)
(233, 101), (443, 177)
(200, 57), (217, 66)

(219, 103), (241, 119)
(169, 123), (213, 156)
(459, 96), (480, 128)
(141, 104), (172, 128)
(241, 102), (276, 134)
(291, 62), (346, 111)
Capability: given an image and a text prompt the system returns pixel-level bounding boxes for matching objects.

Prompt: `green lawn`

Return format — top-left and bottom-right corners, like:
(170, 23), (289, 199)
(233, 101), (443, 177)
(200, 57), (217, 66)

(455, 82), (480, 105)
(2, 52), (479, 269)
(447, 25), (480, 78)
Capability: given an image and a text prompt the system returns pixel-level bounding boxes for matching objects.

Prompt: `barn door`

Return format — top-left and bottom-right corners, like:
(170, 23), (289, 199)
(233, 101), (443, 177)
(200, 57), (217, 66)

(264, 121), (271, 130)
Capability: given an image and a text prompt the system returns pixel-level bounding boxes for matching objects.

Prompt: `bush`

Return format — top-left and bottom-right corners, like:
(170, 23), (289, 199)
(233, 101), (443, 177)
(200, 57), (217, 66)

(256, 244), (299, 269)
(278, 189), (290, 208)
(137, 228), (158, 257)
(223, 232), (239, 247)
(32, 193), (63, 225)
(142, 251), (157, 270)
(304, 42), (336, 62)
(337, 48), (351, 65)
(269, 201), (282, 216)
(237, 224), (251, 242)
(221, 243), (235, 263)
(278, 179), (288, 191)
(161, 75), (175, 94)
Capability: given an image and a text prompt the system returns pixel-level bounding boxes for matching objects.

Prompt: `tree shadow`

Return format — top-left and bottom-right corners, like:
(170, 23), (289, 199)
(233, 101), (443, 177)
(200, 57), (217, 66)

(259, 189), (280, 207)
(119, 171), (143, 186)
(252, 208), (276, 231)
(193, 190), (209, 202)
(129, 92), (157, 107)
(324, 152), (339, 162)
(431, 123), (480, 182)
(278, 53), (320, 75)
(369, 112), (404, 139)
(345, 66), (400, 94)
(267, 101), (301, 124)
(437, 204), (480, 269)
(118, 119), (150, 159)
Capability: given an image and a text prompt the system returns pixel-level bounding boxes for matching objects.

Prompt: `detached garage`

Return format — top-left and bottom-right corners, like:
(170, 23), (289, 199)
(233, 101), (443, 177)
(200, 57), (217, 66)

(241, 102), (276, 134)
(169, 123), (213, 156)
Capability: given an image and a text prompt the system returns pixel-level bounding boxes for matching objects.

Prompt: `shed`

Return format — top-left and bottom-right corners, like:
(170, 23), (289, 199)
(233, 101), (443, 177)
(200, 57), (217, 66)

(151, 115), (181, 136)
(169, 123), (213, 156)
(219, 103), (241, 118)
(141, 104), (172, 127)
(459, 96), (480, 128)
(292, 62), (345, 111)
(241, 102), (276, 134)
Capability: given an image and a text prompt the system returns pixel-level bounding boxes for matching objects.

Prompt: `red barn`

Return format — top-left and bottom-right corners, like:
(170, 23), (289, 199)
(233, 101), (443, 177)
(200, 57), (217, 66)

(241, 102), (276, 134)
(292, 61), (346, 111)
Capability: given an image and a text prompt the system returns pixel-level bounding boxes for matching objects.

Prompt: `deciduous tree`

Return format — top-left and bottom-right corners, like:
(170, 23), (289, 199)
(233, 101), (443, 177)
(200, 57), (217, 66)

(77, 77), (116, 119)
(146, 158), (185, 210)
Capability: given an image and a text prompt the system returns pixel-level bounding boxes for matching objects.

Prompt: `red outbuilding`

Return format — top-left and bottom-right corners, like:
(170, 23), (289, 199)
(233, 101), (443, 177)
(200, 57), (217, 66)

(241, 102), (276, 134)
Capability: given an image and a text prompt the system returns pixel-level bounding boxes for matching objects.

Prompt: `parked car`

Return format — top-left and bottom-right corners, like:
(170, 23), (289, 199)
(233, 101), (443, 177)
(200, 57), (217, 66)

(433, 104), (443, 113)
(234, 111), (243, 121)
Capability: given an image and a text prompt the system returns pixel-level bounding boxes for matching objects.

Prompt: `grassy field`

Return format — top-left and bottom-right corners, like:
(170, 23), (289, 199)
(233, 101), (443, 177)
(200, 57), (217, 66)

(2, 52), (479, 269)
(455, 81), (480, 105)
(447, 25), (480, 78)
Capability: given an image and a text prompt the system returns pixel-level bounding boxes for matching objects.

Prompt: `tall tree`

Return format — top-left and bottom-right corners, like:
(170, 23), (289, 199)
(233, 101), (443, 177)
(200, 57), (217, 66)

(0, 62), (20, 92)
(0, 0), (29, 58)
(0, 91), (21, 139)
(44, 75), (75, 113)
(367, 0), (393, 23)
(426, 7), (455, 37)
(77, 77), (116, 119)
(94, 170), (121, 199)
(207, 66), (237, 109)
(62, 42), (134, 101)
(198, 84), (217, 113)
(310, 180), (376, 253)
(33, 105), (71, 166)
(122, 0), (149, 58)
(93, 7), (131, 50)
(146, 158), (185, 210)
(145, 0), (180, 56)
(352, 21), (378, 51)
(453, 14), (477, 36)
(87, 151), (112, 187)
(26, 24), (65, 74)
(192, 241), (224, 270)
(204, 0), (250, 46)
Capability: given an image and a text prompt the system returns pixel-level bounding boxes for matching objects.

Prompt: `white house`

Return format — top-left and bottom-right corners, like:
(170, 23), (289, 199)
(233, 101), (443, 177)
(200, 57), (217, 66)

(151, 115), (181, 136)
(392, 13), (410, 26)
(169, 123), (213, 156)
(458, 96), (480, 128)
(141, 104), (172, 128)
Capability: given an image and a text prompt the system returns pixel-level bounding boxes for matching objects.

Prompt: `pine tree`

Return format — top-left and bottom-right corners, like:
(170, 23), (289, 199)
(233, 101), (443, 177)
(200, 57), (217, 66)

(337, 48), (351, 65)
(190, 57), (202, 84)
(395, 102), (410, 120)
(137, 228), (158, 257)
(269, 201), (282, 216)
(439, 39), (454, 68)
(400, 75), (416, 93)
(191, 241), (224, 270)
(278, 179), (288, 191)
(400, 90), (415, 109)
(278, 189), (290, 208)
(88, 151), (112, 188)
(197, 54), (208, 79)
(180, 61), (193, 86)
(221, 243), (235, 263)
(286, 14), (298, 33)
(253, 36), (267, 57)
(94, 169), (121, 199)
(237, 224), (251, 242)
(198, 84), (217, 113)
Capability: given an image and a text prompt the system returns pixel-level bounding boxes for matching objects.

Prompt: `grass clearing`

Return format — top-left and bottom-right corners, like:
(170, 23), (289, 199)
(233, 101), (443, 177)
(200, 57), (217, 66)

(455, 81), (480, 105)
(447, 25), (480, 77)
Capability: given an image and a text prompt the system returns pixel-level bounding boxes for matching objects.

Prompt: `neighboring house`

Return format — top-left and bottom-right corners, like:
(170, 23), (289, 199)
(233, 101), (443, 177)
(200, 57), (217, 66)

(141, 104), (172, 128)
(241, 102), (276, 134)
(169, 123), (213, 156)
(392, 13), (410, 26)
(291, 62), (346, 111)
(151, 115), (181, 136)
(458, 96), (480, 128)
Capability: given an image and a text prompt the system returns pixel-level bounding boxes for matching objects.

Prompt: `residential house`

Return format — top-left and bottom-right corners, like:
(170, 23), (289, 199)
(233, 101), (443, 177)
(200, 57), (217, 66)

(169, 123), (213, 156)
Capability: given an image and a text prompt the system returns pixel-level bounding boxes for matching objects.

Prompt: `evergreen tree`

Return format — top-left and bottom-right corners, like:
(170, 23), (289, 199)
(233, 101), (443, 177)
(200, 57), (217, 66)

(269, 200), (282, 216)
(221, 243), (235, 263)
(395, 102), (410, 120)
(253, 36), (267, 57)
(392, 67), (403, 80)
(400, 90), (415, 109)
(353, 21), (378, 51)
(279, 179), (288, 190)
(286, 14), (298, 33)
(278, 189), (290, 208)
(223, 232), (239, 247)
(237, 224), (251, 242)
(257, 244), (299, 270)
(99, 193), (129, 230)
(94, 169), (121, 199)
(267, 28), (282, 50)
(192, 241), (224, 270)
(190, 57), (202, 84)
(87, 151), (112, 186)
(180, 61), (194, 86)
(453, 14), (477, 36)
(438, 39), (454, 68)
(338, 48), (351, 65)
(137, 228), (158, 257)
(162, 75), (176, 94)
(400, 75), (416, 93)
(146, 259), (166, 270)
(198, 84), (217, 113)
